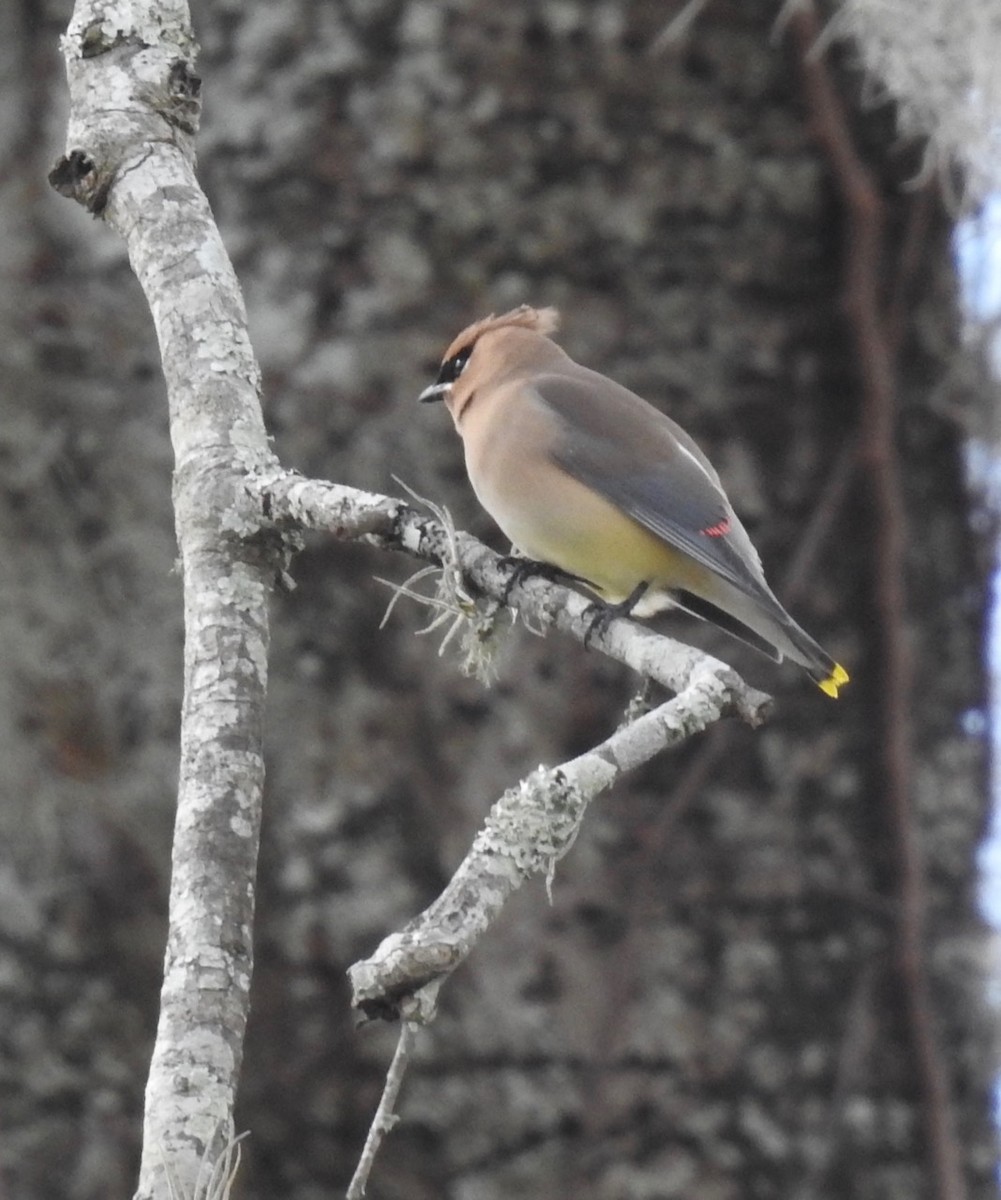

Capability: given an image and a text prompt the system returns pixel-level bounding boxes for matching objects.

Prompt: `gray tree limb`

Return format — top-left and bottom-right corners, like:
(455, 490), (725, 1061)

(53, 3), (283, 1196)
(255, 471), (773, 725)
(348, 658), (753, 1024)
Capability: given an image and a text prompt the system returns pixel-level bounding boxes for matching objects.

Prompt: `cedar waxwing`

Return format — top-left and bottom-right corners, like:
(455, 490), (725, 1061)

(419, 305), (849, 698)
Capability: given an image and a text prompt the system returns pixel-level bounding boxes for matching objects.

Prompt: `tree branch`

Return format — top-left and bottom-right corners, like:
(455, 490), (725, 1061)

(348, 659), (745, 1021)
(256, 471), (774, 726)
(345, 1022), (418, 1200)
(52, 4), (282, 1196)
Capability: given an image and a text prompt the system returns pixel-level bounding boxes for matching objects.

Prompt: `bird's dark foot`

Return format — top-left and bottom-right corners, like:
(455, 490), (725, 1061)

(498, 556), (587, 605)
(582, 581), (650, 649)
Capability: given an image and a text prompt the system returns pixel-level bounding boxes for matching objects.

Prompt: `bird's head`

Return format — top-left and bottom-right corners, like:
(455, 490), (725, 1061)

(419, 305), (562, 425)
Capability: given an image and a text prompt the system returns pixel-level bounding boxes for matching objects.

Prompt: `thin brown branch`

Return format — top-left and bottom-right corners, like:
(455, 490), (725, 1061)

(886, 184), (935, 352)
(789, 9), (966, 1200)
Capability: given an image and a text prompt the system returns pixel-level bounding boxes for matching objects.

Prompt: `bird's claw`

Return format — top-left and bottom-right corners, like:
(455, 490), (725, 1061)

(582, 581), (650, 650)
(498, 556), (586, 605)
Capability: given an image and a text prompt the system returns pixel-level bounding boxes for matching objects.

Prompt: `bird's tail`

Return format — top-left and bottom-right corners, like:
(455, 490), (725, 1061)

(752, 596), (850, 698)
(675, 585), (849, 698)
(793, 635), (850, 698)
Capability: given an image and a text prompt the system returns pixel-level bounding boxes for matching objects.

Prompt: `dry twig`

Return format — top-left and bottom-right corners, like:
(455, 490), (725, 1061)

(345, 1023), (418, 1200)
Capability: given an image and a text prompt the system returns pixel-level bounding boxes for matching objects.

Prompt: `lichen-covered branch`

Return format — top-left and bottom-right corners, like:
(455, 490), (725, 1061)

(348, 659), (744, 1022)
(257, 472), (773, 726)
(52, 3), (282, 1196)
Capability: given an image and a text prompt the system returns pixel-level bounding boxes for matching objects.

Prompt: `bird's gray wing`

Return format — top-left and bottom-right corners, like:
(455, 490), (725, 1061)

(533, 370), (769, 600)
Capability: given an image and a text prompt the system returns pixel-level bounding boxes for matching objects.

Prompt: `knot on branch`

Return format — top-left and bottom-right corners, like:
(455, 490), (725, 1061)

(48, 149), (111, 215)
(78, 20), (134, 57)
(137, 58), (202, 135)
(155, 59), (202, 135)
(349, 937), (458, 1024)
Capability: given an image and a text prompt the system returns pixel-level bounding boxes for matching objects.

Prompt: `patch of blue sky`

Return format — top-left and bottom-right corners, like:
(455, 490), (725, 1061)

(954, 197), (1001, 934)
(955, 194), (1001, 321)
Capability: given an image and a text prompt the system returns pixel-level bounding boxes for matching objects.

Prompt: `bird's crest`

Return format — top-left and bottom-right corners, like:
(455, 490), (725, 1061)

(441, 305), (560, 362)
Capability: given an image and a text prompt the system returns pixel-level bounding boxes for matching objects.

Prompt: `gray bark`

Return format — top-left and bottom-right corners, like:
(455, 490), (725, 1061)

(54, 2), (277, 1194)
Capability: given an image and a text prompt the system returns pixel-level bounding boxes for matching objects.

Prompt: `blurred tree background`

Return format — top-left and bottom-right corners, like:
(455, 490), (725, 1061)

(0, 1), (996, 1197)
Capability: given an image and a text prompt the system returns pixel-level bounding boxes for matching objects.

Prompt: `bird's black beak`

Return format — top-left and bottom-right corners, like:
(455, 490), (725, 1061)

(418, 381), (451, 403)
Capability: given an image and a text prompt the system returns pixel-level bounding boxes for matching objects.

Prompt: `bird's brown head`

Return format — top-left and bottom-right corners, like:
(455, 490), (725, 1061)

(419, 305), (563, 424)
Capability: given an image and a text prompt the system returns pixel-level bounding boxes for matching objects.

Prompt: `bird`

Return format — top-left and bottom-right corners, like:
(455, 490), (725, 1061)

(418, 305), (849, 698)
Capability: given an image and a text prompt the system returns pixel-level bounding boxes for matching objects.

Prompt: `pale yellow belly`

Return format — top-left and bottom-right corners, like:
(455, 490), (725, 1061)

(472, 456), (708, 613)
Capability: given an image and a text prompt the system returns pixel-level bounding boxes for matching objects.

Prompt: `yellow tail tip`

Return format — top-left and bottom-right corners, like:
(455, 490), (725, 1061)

(818, 663), (850, 698)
